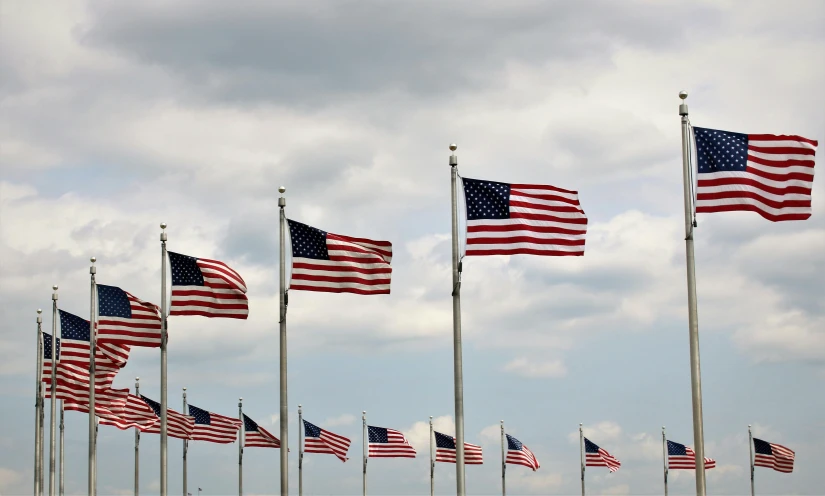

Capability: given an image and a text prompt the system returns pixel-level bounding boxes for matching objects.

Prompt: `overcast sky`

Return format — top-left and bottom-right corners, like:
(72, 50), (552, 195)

(1, 1), (824, 495)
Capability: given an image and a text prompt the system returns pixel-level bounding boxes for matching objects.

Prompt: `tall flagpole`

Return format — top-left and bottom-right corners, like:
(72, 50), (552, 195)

(94, 417), (99, 495)
(135, 377), (140, 496)
(35, 309), (44, 496)
(59, 402), (64, 496)
(182, 387), (188, 496)
(579, 423), (585, 496)
(499, 420), (505, 496)
(362, 411), (367, 496)
(449, 143), (466, 495)
(429, 416), (434, 496)
(662, 426), (668, 496)
(160, 223), (169, 496)
(748, 425), (754, 496)
(49, 284), (58, 496)
(238, 398), (243, 496)
(40, 349), (45, 496)
(278, 185), (289, 496)
(89, 256), (97, 496)
(298, 404), (303, 496)
(678, 90), (707, 496)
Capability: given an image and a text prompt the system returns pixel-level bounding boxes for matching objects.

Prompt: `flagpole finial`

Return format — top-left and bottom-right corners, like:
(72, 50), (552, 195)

(679, 90), (688, 100)
(90, 256), (96, 264)
(38, 308), (42, 314)
(279, 186), (286, 194)
(160, 222), (167, 230)
(449, 143), (457, 151)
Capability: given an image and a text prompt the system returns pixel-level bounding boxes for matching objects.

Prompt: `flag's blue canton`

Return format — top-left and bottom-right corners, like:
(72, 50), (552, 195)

(59, 310), (90, 341)
(188, 404), (211, 425)
(506, 434), (522, 451)
(303, 420), (321, 438)
(140, 395), (162, 416)
(368, 426), (389, 443)
(694, 127), (749, 174)
(243, 414), (259, 432)
(43, 332), (60, 359)
(169, 252), (204, 286)
(434, 431), (456, 449)
(288, 220), (330, 260)
(97, 284), (132, 318)
(667, 440), (687, 456)
(753, 438), (773, 455)
(584, 438), (601, 453)
(463, 178), (511, 220)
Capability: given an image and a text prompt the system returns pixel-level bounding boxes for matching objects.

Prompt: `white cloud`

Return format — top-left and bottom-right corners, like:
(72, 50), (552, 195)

(599, 484), (631, 495)
(569, 421), (623, 444)
(403, 415), (454, 453)
(503, 357), (567, 378)
(0, 467), (22, 493)
(322, 413), (356, 427)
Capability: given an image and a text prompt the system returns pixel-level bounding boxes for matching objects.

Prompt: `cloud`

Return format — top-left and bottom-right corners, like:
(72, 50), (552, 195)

(322, 414), (356, 427)
(503, 357), (567, 378)
(403, 415), (454, 453)
(569, 421), (623, 444)
(0, 467), (22, 493)
(599, 484), (631, 495)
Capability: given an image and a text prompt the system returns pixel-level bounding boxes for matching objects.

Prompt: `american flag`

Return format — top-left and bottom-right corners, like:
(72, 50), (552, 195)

(287, 219), (392, 295)
(368, 425), (416, 458)
(303, 419), (351, 462)
(667, 440), (716, 469)
(98, 394), (160, 431)
(243, 414), (280, 448)
(434, 431), (483, 464)
(97, 284), (162, 348)
(462, 177), (587, 256)
(694, 127), (818, 222)
(753, 438), (795, 473)
(505, 434), (540, 471)
(584, 437), (621, 473)
(41, 332), (59, 385)
(188, 404), (242, 444)
(61, 387), (130, 419)
(54, 310), (121, 392)
(140, 395), (195, 439)
(169, 251), (249, 319)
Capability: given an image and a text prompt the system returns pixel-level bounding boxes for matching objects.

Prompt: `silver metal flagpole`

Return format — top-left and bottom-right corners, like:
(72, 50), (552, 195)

(135, 377), (140, 496)
(35, 309), (44, 496)
(748, 425), (754, 496)
(449, 143), (466, 496)
(40, 347), (45, 496)
(298, 404), (303, 496)
(94, 417), (99, 496)
(500, 420), (505, 496)
(579, 423), (585, 496)
(238, 398), (243, 496)
(678, 90), (707, 496)
(89, 257), (97, 496)
(183, 387), (188, 496)
(160, 223), (169, 496)
(429, 416), (434, 496)
(662, 426), (668, 496)
(49, 285), (58, 496)
(362, 411), (367, 496)
(59, 402), (64, 496)
(278, 186), (288, 496)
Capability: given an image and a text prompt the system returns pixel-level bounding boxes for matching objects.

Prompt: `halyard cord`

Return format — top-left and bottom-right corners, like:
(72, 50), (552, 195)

(687, 121), (698, 234)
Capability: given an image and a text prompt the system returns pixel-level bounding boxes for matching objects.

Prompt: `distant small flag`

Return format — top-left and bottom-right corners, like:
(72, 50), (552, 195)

(97, 284), (162, 348)
(754, 438), (795, 473)
(667, 440), (716, 469)
(287, 219), (392, 295)
(693, 127), (817, 222)
(41, 332), (60, 384)
(98, 394), (159, 431)
(243, 414), (280, 448)
(505, 434), (540, 471)
(188, 404), (242, 444)
(584, 437), (621, 473)
(368, 426), (416, 458)
(140, 395), (195, 439)
(303, 419), (351, 462)
(169, 252), (249, 319)
(434, 431), (483, 464)
(462, 177), (587, 256)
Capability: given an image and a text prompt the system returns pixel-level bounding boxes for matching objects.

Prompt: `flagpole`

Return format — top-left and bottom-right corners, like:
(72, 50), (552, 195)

(278, 186), (288, 496)
(662, 427), (668, 496)
(449, 143), (467, 496)
(678, 90), (707, 496)
(238, 398), (243, 496)
(298, 404), (303, 496)
(429, 416), (434, 496)
(59, 402), (64, 496)
(49, 284), (58, 496)
(135, 377), (140, 496)
(579, 423), (585, 496)
(500, 420), (505, 496)
(362, 411), (367, 496)
(748, 425), (754, 496)
(40, 348), (45, 496)
(35, 309), (44, 496)
(94, 417), (99, 495)
(89, 256), (97, 496)
(160, 223), (169, 496)
(182, 387), (188, 496)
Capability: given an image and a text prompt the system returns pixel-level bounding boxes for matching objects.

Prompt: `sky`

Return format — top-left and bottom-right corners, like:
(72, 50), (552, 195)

(1, 0), (824, 494)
